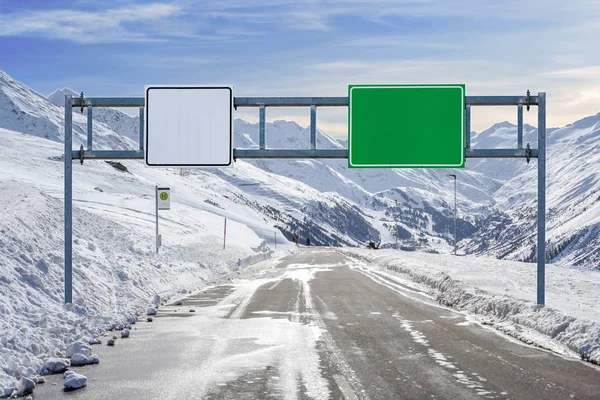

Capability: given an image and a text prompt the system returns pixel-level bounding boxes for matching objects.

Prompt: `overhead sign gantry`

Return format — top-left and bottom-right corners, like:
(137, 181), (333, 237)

(64, 87), (547, 306)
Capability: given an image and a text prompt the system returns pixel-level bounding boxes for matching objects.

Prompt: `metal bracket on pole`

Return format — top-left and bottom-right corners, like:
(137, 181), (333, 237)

(525, 143), (531, 164)
(79, 145), (85, 165)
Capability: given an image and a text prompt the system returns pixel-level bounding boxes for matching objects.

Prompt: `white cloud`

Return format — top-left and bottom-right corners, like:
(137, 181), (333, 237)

(0, 3), (184, 43)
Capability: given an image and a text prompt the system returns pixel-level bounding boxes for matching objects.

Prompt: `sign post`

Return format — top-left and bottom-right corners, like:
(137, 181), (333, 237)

(156, 186), (170, 253)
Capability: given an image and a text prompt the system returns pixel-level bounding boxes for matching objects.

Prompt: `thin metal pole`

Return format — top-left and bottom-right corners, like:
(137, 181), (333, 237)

(259, 105), (266, 150)
(64, 96), (73, 304)
(466, 105), (471, 149)
(517, 104), (523, 149)
(395, 200), (398, 246)
(87, 106), (93, 150)
(155, 185), (159, 254)
(448, 174), (457, 255)
(139, 106), (144, 151)
(537, 92), (547, 306)
(223, 218), (227, 250)
(274, 232), (277, 249)
(310, 105), (317, 149)
(454, 177), (457, 256)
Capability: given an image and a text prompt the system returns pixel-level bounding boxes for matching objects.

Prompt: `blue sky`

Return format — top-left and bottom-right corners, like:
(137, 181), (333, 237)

(1, 0), (599, 136)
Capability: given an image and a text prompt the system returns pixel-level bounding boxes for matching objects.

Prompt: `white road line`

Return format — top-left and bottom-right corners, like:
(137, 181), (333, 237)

(268, 279), (283, 290)
(333, 374), (360, 400)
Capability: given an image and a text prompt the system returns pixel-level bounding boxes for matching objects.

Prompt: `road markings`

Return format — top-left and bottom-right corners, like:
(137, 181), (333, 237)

(333, 374), (359, 400)
(268, 280), (283, 290)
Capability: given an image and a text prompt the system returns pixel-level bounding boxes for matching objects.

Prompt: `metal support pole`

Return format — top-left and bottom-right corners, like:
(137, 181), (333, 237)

(310, 105), (317, 149)
(517, 104), (523, 149)
(537, 92), (546, 306)
(259, 105), (266, 150)
(223, 218), (227, 250)
(448, 174), (457, 255)
(466, 105), (471, 149)
(139, 106), (144, 151)
(87, 106), (93, 150)
(394, 200), (398, 246)
(454, 178), (457, 256)
(155, 185), (159, 254)
(64, 96), (73, 304)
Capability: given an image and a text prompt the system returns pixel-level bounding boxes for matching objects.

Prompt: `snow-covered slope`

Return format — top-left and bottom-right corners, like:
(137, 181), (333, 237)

(0, 73), (133, 150)
(5, 69), (600, 268)
(464, 113), (600, 269)
(48, 88), (141, 143)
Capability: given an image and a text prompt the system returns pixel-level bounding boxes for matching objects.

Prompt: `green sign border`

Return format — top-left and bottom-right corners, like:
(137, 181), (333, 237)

(348, 84), (466, 168)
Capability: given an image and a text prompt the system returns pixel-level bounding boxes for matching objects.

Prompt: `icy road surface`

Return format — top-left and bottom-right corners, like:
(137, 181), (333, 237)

(37, 249), (600, 399)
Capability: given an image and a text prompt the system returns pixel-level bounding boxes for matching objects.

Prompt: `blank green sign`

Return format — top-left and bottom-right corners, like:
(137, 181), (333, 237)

(348, 84), (465, 168)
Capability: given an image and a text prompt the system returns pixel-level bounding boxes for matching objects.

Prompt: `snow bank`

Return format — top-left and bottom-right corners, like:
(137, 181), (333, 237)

(342, 249), (600, 364)
(0, 126), (283, 395)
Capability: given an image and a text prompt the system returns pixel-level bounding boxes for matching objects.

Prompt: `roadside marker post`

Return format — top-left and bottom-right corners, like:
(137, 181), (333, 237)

(65, 89), (546, 306)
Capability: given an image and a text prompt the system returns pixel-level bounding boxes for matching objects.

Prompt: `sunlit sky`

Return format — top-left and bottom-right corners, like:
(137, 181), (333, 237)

(1, 0), (600, 137)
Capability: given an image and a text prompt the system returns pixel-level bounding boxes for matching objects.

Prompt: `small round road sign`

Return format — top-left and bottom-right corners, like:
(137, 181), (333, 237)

(160, 192), (169, 201)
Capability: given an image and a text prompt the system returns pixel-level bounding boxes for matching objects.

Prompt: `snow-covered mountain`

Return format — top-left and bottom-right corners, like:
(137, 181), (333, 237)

(3, 70), (600, 268)
(39, 80), (494, 250)
(464, 113), (600, 269)
(48, 88), (141, 143)
(0, 72), (134, 150)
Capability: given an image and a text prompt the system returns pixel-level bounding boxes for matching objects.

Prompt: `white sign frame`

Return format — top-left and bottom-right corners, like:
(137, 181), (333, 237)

(145, 85), (234, 168)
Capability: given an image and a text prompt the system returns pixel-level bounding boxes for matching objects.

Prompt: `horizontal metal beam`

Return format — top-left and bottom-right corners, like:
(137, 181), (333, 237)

(466, 96), (538, 106)
(234, 97), (348, 107)
(234, 149), (348, 159)
(72, 97), (144, 107)
(71, 95), (539, 109)
(72, 150), (144, 159)
(467, 148), (538, 158)
(73, 148), (538, 161)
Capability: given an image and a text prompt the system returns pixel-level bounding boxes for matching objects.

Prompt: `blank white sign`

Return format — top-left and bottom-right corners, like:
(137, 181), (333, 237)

(145, 86), (233, 167)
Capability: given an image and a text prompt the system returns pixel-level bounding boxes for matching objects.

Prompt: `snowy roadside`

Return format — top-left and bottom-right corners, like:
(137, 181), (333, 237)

(0, 182), (280, 398)
(339, 248), (600, 365)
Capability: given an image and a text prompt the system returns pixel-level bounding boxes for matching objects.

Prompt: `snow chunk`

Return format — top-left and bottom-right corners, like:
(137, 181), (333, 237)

(147, 307), (157, 316)
(15, 377), (36, 396)
(70, 353), (99, 366)
(41, 358), (70, 375)
(66, 341), (91, 358)
(89, 338), (102, 345)
(120, 329), (130, 338)
(64, 372), (87, 390)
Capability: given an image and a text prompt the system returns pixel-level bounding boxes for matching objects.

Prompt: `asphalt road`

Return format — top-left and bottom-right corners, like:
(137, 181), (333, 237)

(35, 249), (600, 399)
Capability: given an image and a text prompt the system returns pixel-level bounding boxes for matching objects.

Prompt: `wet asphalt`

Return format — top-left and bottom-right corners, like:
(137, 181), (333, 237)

(34, 249), (600, 399)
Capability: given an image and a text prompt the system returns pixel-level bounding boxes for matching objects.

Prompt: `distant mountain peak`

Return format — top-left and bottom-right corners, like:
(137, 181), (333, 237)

(0, 70), (12, 82)
(488, 121), (515, 130)
(565, 112), (600, 130)
(47, 88), (79, 106)
(272, 120), (303, 130)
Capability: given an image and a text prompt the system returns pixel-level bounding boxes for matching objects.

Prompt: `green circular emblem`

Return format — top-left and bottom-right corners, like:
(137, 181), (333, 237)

(160, 192), (169, 201)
